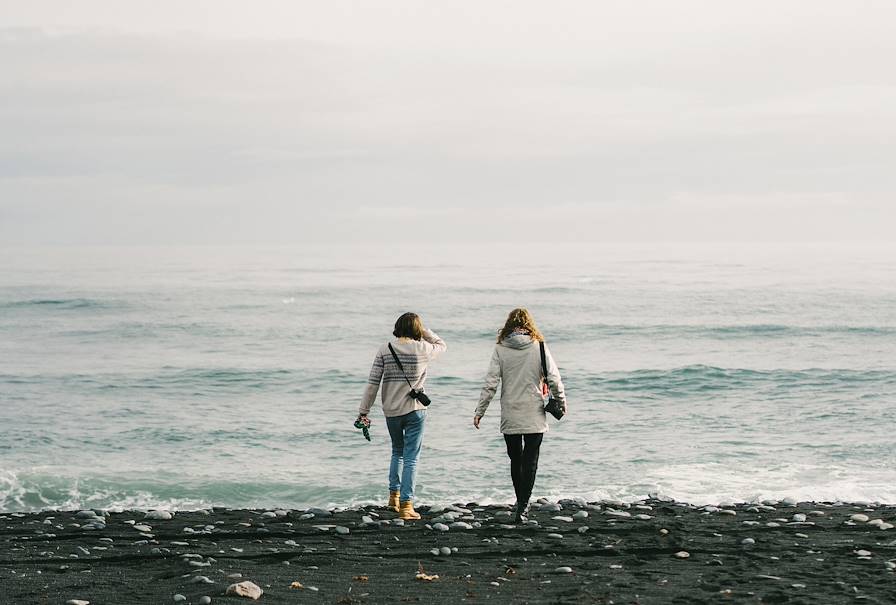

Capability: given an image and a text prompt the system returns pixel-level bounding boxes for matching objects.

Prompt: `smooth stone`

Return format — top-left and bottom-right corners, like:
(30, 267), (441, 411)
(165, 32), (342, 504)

(552, 516), (574, 523)
(795, 533), (809, 539)
(133, 524), (152, 532)
(173, 596), (186, 603)
(546, 533), (563, 540)
(144, 510), (173, 521)
(850, 514), (870, 523)
(766, 522), (781, 527)
(781, 497), (798, 506)
(199, 598), (212, 605)
(191, 576), (214, 584)
(572, 511), (588, 519)
(741, 538), (755, 545)
(261, 512), (277, 518)
(432, 523), (449, 532)
(577, 526), (589, 534)
(226, 581), (263, 600)
(307, 508), (332, 517)
(554, 566), (573, 574)
(66, 601), (89, 605)
(361, 516), (375, 525)
(855, 549), (872, 557)
(299, 513), (314, 520)
(75, 511), (99, 519)
(541, 503), (562, 512)
(439, 546), (452, 556)
(792, 513), (807, 522)
(450, 522), (473, 530)
(430, 548), (440, 556)
(635, 514), (652, 520)
(879, 523), (894, 530)
(718, 510), (736, 516)
(392, 518), (405, 527)
(335, 526), (350, 535)
(674, 551), (690, 558)
(605, 510), (631, 518)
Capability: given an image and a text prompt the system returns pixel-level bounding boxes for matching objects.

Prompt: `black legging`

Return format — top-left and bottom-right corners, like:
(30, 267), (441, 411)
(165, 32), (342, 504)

(503, 433), (543, 505)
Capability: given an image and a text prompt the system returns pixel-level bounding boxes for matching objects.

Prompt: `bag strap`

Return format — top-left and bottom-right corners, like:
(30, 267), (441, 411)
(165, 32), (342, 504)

(539, 341), (549, 381)
(388, 343), (416, 390)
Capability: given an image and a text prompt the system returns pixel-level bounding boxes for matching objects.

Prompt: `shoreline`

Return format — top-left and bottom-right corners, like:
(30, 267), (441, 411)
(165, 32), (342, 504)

(2, 498), (894, 604)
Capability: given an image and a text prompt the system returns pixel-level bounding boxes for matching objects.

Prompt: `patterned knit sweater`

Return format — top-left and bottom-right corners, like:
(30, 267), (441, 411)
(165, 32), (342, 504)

(359, 329), (447, 417)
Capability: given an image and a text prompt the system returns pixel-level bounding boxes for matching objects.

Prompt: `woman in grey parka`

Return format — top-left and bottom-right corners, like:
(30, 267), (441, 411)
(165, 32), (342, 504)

(473, 308), (566, 523)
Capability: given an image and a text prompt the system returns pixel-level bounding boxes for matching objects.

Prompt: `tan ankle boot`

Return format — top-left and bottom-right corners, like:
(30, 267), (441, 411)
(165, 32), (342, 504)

(398, 500), (421, 520)
(388, 491), (400, 512)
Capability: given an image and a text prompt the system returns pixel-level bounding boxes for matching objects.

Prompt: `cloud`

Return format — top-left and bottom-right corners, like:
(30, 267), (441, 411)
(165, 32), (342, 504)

(1, 12), (894, 244)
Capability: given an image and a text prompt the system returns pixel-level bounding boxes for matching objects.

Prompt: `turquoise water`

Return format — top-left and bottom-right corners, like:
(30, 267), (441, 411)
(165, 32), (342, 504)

(1, 243), (895, 511)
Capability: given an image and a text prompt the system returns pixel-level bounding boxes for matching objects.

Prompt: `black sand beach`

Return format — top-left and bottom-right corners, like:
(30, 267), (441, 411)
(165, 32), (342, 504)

(2, 498), (894, 604)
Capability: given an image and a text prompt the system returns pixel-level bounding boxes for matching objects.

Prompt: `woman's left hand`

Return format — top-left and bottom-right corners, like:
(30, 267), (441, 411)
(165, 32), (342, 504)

(473, 415), (481, 429)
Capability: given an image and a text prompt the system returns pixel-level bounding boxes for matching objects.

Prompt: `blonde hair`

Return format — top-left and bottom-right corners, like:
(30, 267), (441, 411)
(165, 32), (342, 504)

(497, 307), (544, 343)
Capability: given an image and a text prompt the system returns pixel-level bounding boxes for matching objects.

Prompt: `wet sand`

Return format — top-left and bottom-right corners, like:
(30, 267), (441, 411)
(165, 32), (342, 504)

(1, 498), (894, 604)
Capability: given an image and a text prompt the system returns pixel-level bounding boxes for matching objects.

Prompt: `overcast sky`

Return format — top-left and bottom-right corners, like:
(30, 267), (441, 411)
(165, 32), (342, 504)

(2, 1), (894, 244)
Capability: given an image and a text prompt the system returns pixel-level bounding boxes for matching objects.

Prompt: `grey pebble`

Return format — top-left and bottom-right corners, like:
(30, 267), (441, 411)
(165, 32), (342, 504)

(439, 546), (452, 556)
(199, 598), (212, 605)
(335, 526), (350, 535)
(450, 522), (473, 530)
(546, 533), (563, 540)
(191, 575), (214, 584)
(173, 596), (186, 603)
(432, 523), (449, 532)
(554, 566), (573, 574)
(572, 511), (588, 519)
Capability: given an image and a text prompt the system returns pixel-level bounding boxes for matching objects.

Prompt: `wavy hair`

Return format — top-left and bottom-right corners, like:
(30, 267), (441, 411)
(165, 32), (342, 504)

(497, 307), (544, 343)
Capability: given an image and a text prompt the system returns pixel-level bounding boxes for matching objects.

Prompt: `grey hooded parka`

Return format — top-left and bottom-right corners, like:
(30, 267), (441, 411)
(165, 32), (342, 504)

(474, 333), (566, 434)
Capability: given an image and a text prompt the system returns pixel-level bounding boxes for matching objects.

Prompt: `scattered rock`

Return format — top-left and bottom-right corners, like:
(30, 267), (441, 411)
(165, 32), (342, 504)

(554, 566), (573, 574)
(792, 513), (807, 522)
(66, 601), (89, 605)
(335, 526), (350, 535)
(199, 598), (212, 605)
(850, 514), (870, 523)
(173, 596), (186, 603)
(675, 551), (690, 559)
(226, 581), (264, 600)
(741, 538), (755, 545)
(432, 523), (449, 532)
(144, 510), (173, 521)
(191, 575), (214, 584)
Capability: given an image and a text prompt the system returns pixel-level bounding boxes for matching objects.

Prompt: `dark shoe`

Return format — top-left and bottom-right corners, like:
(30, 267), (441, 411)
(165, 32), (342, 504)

(514, 501), (530, 524)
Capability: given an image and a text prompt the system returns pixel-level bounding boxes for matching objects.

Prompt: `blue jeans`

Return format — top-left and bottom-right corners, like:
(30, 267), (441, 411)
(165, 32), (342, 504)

(385, 410), (426, 502)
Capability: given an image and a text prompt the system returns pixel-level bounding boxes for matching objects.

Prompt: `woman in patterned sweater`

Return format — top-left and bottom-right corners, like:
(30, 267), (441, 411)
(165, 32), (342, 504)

(358, 312), (447, 520)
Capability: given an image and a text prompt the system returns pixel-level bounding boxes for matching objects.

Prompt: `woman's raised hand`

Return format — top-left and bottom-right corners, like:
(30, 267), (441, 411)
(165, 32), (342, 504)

(473, 415), (481, 429)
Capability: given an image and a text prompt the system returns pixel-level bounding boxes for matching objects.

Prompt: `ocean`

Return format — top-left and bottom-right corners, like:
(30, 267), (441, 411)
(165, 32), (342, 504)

(1, 243), (894, 512)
